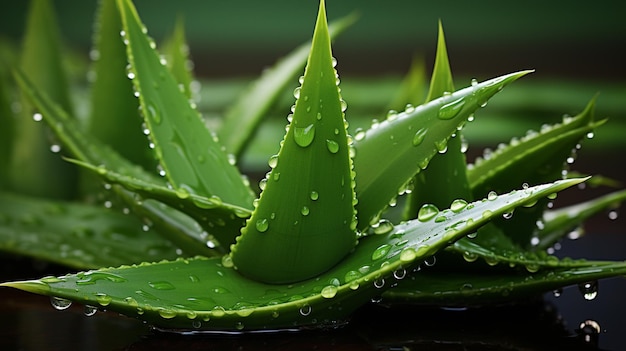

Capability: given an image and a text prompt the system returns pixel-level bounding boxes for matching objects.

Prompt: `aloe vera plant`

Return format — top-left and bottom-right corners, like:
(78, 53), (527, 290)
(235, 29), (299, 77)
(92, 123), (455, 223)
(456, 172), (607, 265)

(1, 0), (625, 334)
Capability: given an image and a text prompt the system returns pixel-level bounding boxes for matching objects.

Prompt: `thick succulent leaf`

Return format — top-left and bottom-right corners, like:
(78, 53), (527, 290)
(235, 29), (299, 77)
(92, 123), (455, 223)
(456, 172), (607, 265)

(468, 97), (601, 196)
(537, 189), (626, 250)
(381, 261), (626, 306)
(353, 70), (532, 228)
(218, 13), (357, 157)
(13, 70), (217, 256)
(467, 98), (603, 246)
(70, 159), (250, 249)
(1, 179), (586, 331)
(0, 192), (179, 269)
(117, 0), (255, 208)
(447, 229), (605, 273)
(230, 0), (358, 284)
(7, 0), (77, 199)
(161, 15), (194, 100)
(406, 21), (472, 218)
(87, 0), (153, 171)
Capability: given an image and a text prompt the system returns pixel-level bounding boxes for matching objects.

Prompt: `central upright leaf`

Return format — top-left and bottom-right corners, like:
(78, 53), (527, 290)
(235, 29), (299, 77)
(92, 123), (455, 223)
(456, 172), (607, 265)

(230, 0), (357, 284)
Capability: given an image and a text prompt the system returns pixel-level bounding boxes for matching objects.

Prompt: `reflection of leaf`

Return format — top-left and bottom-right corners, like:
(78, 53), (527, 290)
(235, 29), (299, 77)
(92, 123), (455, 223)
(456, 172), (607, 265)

(2, 179), (586, 330)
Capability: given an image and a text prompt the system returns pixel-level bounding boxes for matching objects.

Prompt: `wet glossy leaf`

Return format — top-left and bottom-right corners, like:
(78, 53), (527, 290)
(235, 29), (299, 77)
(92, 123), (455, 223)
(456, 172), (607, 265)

(117, 0), (255, 208)
(13, 69), (217, 256)
(87, 0), (153, 170)
(468, 98), (603, 246)
(382, 261), (626, 306)
(353, 70), (532, 228)
(406, 20), (472, 218)
(537, 189), (626, 250)
(1, 179), (584, 330)
(230, 0), (357, 284)
(218, 13), (357, 157)
(0, 192), (179, 269)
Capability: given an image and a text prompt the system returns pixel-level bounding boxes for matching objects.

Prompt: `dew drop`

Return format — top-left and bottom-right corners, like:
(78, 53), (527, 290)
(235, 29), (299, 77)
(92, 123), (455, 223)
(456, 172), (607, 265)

(321, 285), (338, 299)
(354, 128), (366, 141)
(148, 281), (176, 290)
(578, 319), (601, 344)
(371, 244), (392, 261)
(255, 218), (269, 232)
(417, 204), (439, 222)
(438, 97), (465, 119)
(326, 139), (339, 154)
(372, 219), (394, 235)
(50, 296), (72, 310)
(293, 86), (301, 99)
(400, 247), (417, 262)
(462, 251), (478, 262)
(294, 124), (315, 147)
(95, 293), (112, 306)
(299, 304), (312, 316)
(84, 305), (98, 317)
(487, 191), (498, 200)
(147, 103), (162, 125)
(268, 154), (279, 168)
(450, 199), (468, 213)
(412, 128), (428, 146)
(301, 206), (310, 216)
(578, 281), (598, 300)
(32, 113), (43, 122)
(373, 278), (385, 288)
(310, 191), (319, 201)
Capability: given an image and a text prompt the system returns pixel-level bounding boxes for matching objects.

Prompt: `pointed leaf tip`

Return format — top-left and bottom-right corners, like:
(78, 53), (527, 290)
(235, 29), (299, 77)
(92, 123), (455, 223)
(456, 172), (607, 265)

(231, 0), (357, 284)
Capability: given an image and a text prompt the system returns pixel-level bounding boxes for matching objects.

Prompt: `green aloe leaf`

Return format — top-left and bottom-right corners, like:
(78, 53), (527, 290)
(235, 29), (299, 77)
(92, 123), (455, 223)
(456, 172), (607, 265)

(218, 13), (357, 157)
(381, 261), (626, 306)
(230, 0), (358, 284)
(87, 0), (153, 171)
(7, 0), (77, 199)
(0, 192), (179, 269)
(468, 98), (603, 246)
(15, 71), (247, 255)
(537, 189), (626, 250)
(70, 158), (250, 249)
(353, 70), (532, 229)
(1, 179), (585, 331)
(406, 21), (472, 218)
(117, 0), (255, 208)
(161, 15), (194, 100)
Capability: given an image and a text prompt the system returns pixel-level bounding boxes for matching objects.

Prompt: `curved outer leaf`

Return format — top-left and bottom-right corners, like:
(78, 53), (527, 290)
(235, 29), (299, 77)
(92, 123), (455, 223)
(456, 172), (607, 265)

(1, 179), (587, 331)
(230, 0), (357, 284)
(537, 189), (626, 250)
(468, 97), (601, 196)
(7, 0), (77, 199)
(0, 192), (179, 269)
(87, 0), (153, 170)
(13, 70), (218, 256)
(353, 70), (532, 228)
(381, 261), (626, 306)
(117, 0), (255, 208)
(218, 13), (358, 157)
(467, 98), (603, 246)
(70, 158), (250, 250)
